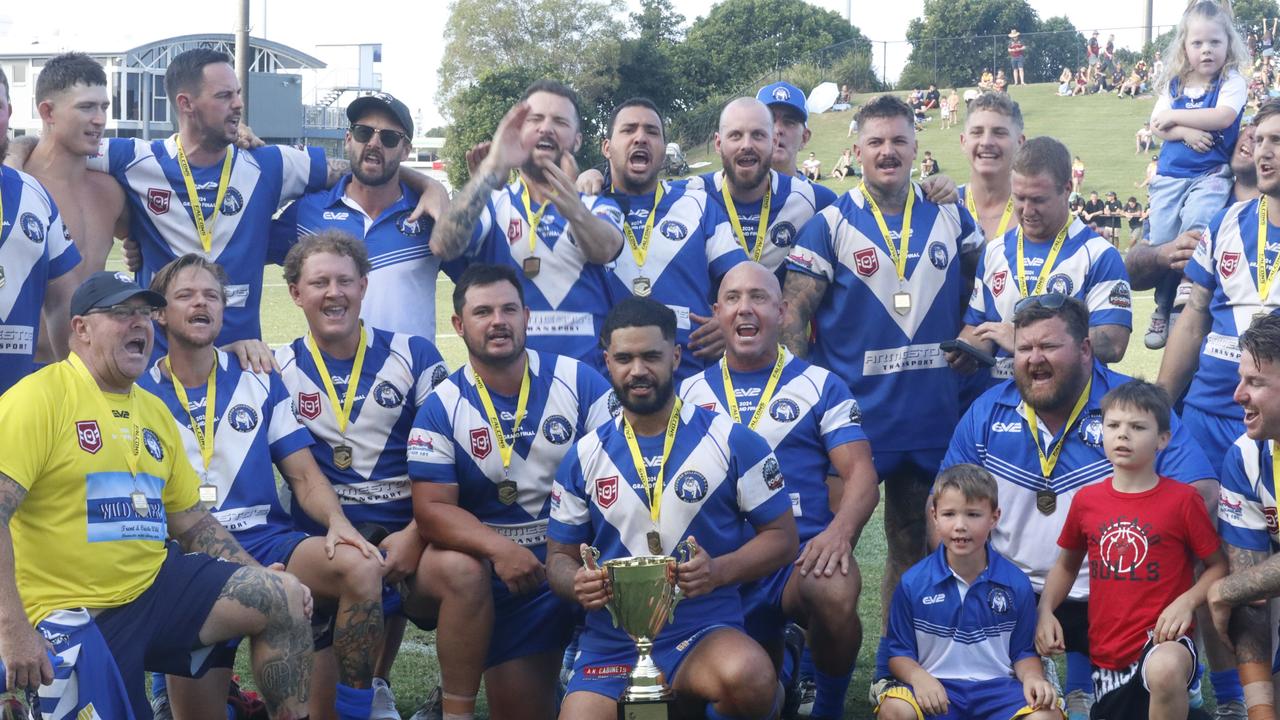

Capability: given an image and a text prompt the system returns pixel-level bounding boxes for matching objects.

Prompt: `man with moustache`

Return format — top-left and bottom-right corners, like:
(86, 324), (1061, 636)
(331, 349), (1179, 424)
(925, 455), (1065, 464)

(0, 66), (81, 395)
(433, 80), (625, 372)
(782, 94), (981, 632)
(548, 296), (797, 720)
(271, 92), (450, 341)
(408, 263), (615, 720)
(679, 262), (878, 720)
(599, 97), (746, 381)
(941, 296), (1216, 720)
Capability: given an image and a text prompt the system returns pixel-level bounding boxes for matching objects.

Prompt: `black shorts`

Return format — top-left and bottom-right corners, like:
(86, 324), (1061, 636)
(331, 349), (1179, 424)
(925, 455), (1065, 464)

(1035, 593), (1089, 654)
(1091, 636), (1200, 720)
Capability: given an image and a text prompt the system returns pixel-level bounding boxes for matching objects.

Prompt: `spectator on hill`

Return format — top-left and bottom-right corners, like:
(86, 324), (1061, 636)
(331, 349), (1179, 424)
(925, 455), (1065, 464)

(1008, 30), (1027, 85)
(1082, 190), (1105, 230)
(1123, 196), (1147, 249)
(1118, 68), (1143, 98)
(831, 148), (854, 179)
(923, 84), (941, 111)
(1070, 192), (1086, 221)
(1136, 154), (1158, 190)
(1071, 155), (1086, 194)
(979, 68), (995, 91)
(834, 84), (852, 111)
(802, 152), (822, 181)
(1058, 67), (1074, 96)
(1102, 190), (1123, 246)
(1136, 122), (1155, 153)
(1073, 67), (1089, 96)
(994, 70), (1009, 93)
(945, 89), (960, 127)
(920, 151), (940, 178)
(1087, 31), (1101, 67)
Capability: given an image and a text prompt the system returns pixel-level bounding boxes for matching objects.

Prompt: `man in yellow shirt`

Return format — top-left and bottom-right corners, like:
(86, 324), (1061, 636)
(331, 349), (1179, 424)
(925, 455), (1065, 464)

(0, 271), (315, 719)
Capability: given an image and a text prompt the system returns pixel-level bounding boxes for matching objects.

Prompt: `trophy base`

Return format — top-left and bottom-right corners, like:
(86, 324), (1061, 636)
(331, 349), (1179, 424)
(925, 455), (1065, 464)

(617, 697), (673, 720)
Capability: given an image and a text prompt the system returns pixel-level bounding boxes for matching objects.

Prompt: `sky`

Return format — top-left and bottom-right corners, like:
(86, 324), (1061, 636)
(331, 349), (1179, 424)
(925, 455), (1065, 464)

(0, 0), (1195, 130)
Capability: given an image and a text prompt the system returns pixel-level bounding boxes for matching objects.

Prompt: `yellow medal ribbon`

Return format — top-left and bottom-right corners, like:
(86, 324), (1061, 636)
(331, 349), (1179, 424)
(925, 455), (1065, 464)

(520, 182), (549, 254)
(472, 359), (532, 476)
(1269, 441), (1280, 535)
(174, 136), (234, 254)
(1257, 196), (1280, 303)
(721, 346), (786, 430)
(1016, 221), (1073, 298)
(305, 324), (368, 435)
(622, 183), (665, 270)
(68, 353), (141, 477)
(165, 354), (217, 475)
(966, 188), (1015, 239)
(622, 398), (683, 525)
(1025, 376), (1093, 480)
(721, 174), (772, 262)
(861, 184), (914, 282)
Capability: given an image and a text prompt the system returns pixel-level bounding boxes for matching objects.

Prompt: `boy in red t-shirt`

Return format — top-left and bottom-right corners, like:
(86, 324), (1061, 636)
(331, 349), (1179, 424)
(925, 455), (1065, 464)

(1035, 380), (1227, 720)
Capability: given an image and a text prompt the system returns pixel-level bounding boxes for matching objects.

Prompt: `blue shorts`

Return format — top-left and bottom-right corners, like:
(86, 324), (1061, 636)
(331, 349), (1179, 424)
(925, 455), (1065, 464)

(875, 447), (948, 483)
(566, 623), (736, 700)
(742, 547), (800, 644)
(875, 676), (1044, 720)
(487, 579), (576, 668)
(1146, 168), (1233, 246)
(95, 543), (243, 718)
(241, 528), (309, 567)
(1180, 404), (1241, 479)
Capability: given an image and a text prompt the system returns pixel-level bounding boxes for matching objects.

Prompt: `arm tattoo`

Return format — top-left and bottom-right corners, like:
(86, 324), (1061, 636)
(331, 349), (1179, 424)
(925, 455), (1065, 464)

(0, 475), (27, 525)
(1225, 544), (1274, 664)
(432, 168), (504, 261)
(172, 506), (256, 565)
(1123, 243), (1164, 290)
(326, 158), (350, 188)
(1219, 550), (1280, 605)
(1186, 284), (1211, 313)
(332, 599), (382, 686)
(1089, 326), (1127, 364)
(780, 271), (827, 358)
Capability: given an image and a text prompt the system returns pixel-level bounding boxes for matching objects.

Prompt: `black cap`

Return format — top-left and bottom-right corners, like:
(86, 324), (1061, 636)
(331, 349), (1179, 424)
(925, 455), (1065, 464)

(70, 271), (166, 318)
(346, 92), (413, 138)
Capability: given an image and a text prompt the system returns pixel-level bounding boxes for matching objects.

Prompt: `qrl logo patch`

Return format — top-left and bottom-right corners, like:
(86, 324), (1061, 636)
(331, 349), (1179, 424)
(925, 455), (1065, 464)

(991, 270), (1008, 297)
(76, 420), (102, 454)
(507, 218), (522, 245)
(297, 392), (322, 420)
(147, 188), (171, 215)
(470, 428), (492, 459)
(1221, 252), (1242, 278)
(596, 475), (619, 508)
(853, 248), (879, 277)
(1265, 506), (1278, 535)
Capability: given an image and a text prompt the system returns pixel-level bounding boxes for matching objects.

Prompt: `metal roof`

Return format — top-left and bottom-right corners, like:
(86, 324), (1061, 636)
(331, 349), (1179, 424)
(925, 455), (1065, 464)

(0, 33), (325, 70)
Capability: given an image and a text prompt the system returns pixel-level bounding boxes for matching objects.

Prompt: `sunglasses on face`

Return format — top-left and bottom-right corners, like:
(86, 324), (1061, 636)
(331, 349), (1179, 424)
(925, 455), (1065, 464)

(350, 124), (408, 148)
(1014, 292), (1069, 314)
(88, 304), (158, 320)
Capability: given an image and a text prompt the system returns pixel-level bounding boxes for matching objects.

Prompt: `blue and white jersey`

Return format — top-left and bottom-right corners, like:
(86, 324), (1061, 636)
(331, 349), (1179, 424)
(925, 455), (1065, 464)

(407, 350), (615, 559)
(0, 167), (80, 395)
(275, 327), (447, 531)
(550, 403), (791, 650)
(458, 179), (624, 371)
(1218, 434), (1280, 553)
(607, 180), (747, 381)
(270, 176), (449, 341)
(699, 170), (832, 275)
(1152, 71), (1247, 179)
(942, 362), (1216, 599)
(678, 349), (867, 542)
(88, 138), (326, 352)
(1183, 198), (1277, 420)
(883, 544), (1038, 682)
(787, 183), (981, 454)
(967, 218), (1132, 382)
(138, 350), (311, 554)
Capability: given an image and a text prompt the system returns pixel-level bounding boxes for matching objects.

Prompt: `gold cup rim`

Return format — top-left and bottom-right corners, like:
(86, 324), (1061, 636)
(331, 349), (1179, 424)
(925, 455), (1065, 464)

(602, 555), (673, 569)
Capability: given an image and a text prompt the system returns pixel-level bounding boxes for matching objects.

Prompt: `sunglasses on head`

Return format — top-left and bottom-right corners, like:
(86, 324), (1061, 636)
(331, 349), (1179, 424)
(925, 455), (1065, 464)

(350, 124), (408, 148)
(1013, 292), (1069, 314)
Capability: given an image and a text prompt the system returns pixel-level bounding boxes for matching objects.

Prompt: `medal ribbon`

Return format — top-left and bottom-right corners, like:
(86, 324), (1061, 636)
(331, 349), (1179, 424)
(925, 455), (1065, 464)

(1257, 197), (1280, 303)
(521, 182), (549, 253)
(861, 184), (914, 282)
(966, 189), (1015, 239)
(472, 359), (532, 476)
(305, 325), (368, 435)
(1269, 442), (1280, 534)
(622, 398), (683, 525)
(623, 184), (665, 270)
(721, 175), (771, 262)
(1024, 376), (1093, 482)
(174, 136), (234, 254)
(68, 353), (141, 478)
(1016, 221), (1072, 298)
(721, 347), (786, 430)
(165, 355), (217, 474)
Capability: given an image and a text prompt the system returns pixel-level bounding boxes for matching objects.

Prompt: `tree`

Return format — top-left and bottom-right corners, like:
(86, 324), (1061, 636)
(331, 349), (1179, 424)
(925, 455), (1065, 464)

(898, 0), (1039, 88)
(1026, 16), (1084, 83)
(1233, 0), (1280, 35)
(605, 0), (687, 117)
(441, 65), (547, 189)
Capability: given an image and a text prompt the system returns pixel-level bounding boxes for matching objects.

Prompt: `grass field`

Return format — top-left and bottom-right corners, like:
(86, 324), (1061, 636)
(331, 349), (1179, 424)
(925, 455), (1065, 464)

(118, 82), (1179, 717)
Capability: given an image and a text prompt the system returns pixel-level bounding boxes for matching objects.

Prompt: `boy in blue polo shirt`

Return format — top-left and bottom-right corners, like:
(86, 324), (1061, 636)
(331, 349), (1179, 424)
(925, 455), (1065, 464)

(876, 464), (1062, 720)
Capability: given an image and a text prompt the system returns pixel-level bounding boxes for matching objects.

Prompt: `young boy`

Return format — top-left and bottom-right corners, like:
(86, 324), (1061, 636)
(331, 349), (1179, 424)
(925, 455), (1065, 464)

(1037, 380), (1227, 720)
(875, 464), (1062, 720)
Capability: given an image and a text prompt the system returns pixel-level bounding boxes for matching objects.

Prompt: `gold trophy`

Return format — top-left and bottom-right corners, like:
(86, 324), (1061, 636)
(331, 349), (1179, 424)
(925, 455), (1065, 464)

(582, 540), (697, 720)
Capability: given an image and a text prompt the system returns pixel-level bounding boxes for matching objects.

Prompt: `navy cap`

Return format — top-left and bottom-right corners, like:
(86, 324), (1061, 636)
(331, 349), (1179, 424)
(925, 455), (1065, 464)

(70, 271), (166, 318)
(757, 81), (808, 123)
(347, 92), (414, 138)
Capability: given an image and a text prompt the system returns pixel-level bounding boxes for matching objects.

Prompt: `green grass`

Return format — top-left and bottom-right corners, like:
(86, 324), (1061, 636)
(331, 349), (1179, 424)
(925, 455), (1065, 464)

(135, 85), (1171, 715)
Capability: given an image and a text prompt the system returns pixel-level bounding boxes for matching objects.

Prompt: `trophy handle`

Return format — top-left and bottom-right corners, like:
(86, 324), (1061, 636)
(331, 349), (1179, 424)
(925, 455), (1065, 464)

(582, 545), (623, 629)
(669, 538), (699, 617)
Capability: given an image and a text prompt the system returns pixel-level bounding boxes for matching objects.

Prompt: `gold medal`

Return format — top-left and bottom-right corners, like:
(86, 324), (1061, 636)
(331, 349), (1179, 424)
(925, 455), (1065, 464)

(473, 361), (532, 503)
(632, 276), (652, 297)
(198, 483), (218, 506)
(131, 491), (149, 516)
(1036, 489), (1057, 515)
(893, 291), (912, 315)
(333, 444), (353, 470)
(522, 257), (541, 278)
(498, 479), (518, 505)
(647, 530), (663, 555)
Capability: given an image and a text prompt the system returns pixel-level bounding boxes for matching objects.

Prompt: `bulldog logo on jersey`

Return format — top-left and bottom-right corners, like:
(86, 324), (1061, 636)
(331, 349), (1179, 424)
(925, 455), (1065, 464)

(507, 218), (522, 245)
(470, 428), (492, 459)
(297, 392), (322, 420)
(770, 221), (797, 248)
(762, 457), (783, 490)
(1109, 282), (1132, 309)
(148, 188), (172, 215)
(220, 187), (245, 216)
(769, 398), (800, 423)
(1220, 251), (1242, 278)
(987, 587), (1012, 615)
(19, 213), (44, 243)
(849, 399), (862, 424)
(542, 415), (573, 444)
(927, 242), (949, 269)
(431, 365), (449, 388)
(142, 428), (164, 461)
(853, 248), (879, 277)
(1046, 274), (1074, 295)
(228, 404), (259, 432)
(991, 270), (1008, 297)
(373, 381), (404, 409)
(1078, 414), (1103, 447)
(674, 471), (708, 503)
(607, 391), (622, 416)
(76, 420), (102, 454)
(595, 475), (619, 508)
(397, 212), (425, 236)
(660, 220), (688, 241)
